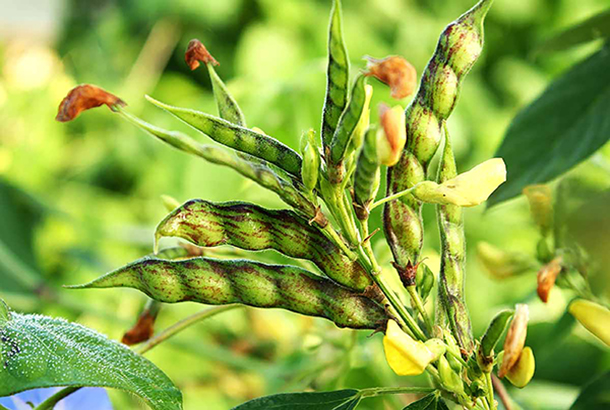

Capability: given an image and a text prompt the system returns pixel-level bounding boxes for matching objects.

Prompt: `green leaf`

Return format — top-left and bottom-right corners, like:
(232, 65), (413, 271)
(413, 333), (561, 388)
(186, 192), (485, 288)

(570, 371), (610, 410)
(489, 45), (610, 206)
(231, 389), (360, 410)
(537, 9), (610, 53)
(0, 179), (45, 292)
(402, 393), (448, 410)
(0, 307), (182, 410)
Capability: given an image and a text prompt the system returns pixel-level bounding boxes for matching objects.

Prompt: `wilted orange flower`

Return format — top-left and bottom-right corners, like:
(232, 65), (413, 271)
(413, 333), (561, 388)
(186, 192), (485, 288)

(537, 256), (563, 303)
(122, 310), (156, 346)
(185, 39), (219, 70)
(365, 55), (417, 99)
(377, 103), (406, 166)
(56, 84), (125, 122)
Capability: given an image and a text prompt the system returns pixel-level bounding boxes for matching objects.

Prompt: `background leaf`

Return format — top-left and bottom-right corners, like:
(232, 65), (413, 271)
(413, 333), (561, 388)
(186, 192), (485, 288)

(230, 389), (360, 410)
(537, 9), (610, 53)
(569, 371), (610, 409)
(402, 393), (448, 410)
(0, 309), (182, 410)
(489, 45), (610, 207)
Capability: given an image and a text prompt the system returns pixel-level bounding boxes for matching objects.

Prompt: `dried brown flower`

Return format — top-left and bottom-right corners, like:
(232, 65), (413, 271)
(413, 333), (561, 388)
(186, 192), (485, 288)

(56, 85), (125, 122)
(122, 310), (157, 346)
(537, 256), (563, 303)
(185, 39), (219, 70)
(365, 55), (417, 99)
(499, 304), (528, 378)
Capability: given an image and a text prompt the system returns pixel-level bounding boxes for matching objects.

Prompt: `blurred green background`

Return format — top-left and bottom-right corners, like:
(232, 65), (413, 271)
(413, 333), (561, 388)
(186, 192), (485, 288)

(1, 0), (609, 409)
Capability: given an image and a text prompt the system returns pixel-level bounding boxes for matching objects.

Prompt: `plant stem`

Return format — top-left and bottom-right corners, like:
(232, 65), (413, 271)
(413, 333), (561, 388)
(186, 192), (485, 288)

(33, 305), (239, 410)
(485, 372), (496, 410)
(35, 387), (81, 410)
(359, 386), (435, 398)
(369, 185), (419, 210)
(407, 285), (433, 334)
(491, 374), (513, 410)
(135, 305), (240, 354)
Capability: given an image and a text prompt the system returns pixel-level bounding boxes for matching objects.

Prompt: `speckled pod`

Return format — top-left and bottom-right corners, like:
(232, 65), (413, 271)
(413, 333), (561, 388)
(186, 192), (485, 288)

(321, 0), (349, 149)
(146, 96), (303, 177)
(119, 110), (317, 218)
(206, 64), (247, 127)
(71, 257), (387, 330)
(329, 75), (367, 164)
(155, 199), (372, 292)
(436, 137), (473, 352)
(353, 127), (380, 217)
(383, 0), (493, 269)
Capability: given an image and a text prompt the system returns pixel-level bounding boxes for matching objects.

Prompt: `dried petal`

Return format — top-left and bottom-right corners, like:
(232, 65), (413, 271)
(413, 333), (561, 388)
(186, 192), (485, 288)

(56, 84), (126, 122)
(185, 39), (219, 70)
(499, 304), (529, 378)
(121, 310), (156, 346)
(365, 55), (417, 99)
(537, 256), (563, 303)
(376, 104), (406, 166)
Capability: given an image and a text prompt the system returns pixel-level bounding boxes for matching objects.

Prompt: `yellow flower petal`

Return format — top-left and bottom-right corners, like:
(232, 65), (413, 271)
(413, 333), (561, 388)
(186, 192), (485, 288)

(383, 320), (434, 376)
(505, 346), (535, 388)
(413, 158), (506, 207)
(569, 299), (610, 346)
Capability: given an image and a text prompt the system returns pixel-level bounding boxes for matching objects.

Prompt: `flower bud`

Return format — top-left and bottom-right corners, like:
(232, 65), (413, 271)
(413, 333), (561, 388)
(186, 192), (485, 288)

(412, 158), (506, 207)
(537, 256), (563, 303)
(499, 304), (528, 378)
(476, 242), (533, 279)
(569, 299), (610, 346)
(505, 346), (535, 388)
(383, 320), (445, 376)
(365, 55), (417, 99)
(349, 84), (373, 153)
(376, 104), (406, 166)
(439, 355), (465, 394)
(522, 184), (553, 236)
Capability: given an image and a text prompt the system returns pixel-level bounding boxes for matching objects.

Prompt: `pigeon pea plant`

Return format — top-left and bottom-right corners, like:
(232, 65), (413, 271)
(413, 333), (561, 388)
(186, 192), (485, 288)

(0, 0), (549, 409)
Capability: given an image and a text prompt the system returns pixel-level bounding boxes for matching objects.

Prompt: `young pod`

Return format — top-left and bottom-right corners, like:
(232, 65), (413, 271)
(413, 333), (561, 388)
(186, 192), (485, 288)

(383, 0), (493, 279)
(436, 136), (474, 353)
(118, 111), (317, 218)
(439, 355), (464, 395)
(146, 96), (303, 177)
(353, 126), (380, 218)
(321, 0), (349, 149)
(329, 75), (369, 165)
(155, 200), (371, 292)
(477, 309), (514, 372)
(300, 129), (321, 194)
(415, 262), (435, 302)
(69, 257), (387, 330)
(522, 184), (553, 236)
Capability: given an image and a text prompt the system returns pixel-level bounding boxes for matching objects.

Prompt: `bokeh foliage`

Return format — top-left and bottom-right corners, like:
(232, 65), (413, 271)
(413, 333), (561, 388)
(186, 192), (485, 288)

(1, 0), (609, 408)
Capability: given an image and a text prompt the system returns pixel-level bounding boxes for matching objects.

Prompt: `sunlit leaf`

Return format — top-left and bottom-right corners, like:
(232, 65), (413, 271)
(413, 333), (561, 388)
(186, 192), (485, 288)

(0, 307), (182, 410)
(489, 45), (610, 206)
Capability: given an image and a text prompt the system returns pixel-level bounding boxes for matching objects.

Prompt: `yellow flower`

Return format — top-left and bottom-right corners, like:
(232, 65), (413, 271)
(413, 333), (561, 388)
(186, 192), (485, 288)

(505, 346), (535, 388)
(569, 299), (610, 347)
(383, 320), (444, 376)
(413, 158), (506, 207)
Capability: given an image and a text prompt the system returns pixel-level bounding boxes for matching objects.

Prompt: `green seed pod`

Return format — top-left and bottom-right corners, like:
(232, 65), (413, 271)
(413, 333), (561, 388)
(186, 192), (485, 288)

(436, 136), (474, 353)
(300, 129), (321, 193)
(353, 126), (380, 217)
(439, 355), (464, 395)
(207, 63), (246, 127)
(329, 75), (369, 164)
(383, 0), (493, 271)
(155, 199), (372, 291)
(442, 330), (463, 373)
(479, 310), (514, 358)
(416, 262), (435, 302)
(118, 110), (317, 217)
(321, 0), (349, 149)
(69, 257), (387, 330)
(146, 96), (302, 177)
